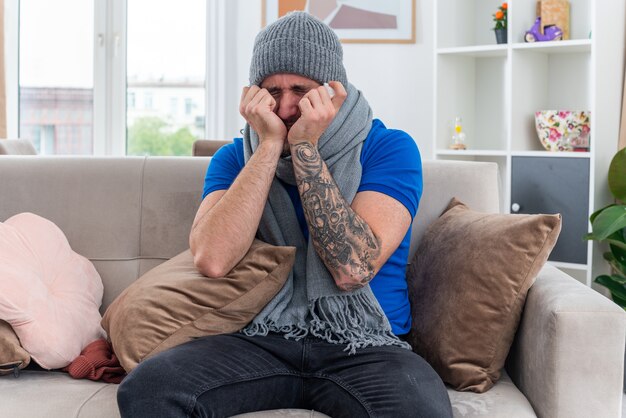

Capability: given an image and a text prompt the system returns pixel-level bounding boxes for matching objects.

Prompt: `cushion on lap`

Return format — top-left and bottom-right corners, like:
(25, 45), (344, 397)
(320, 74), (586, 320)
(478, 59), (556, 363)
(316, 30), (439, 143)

(101, 239), (295, 372)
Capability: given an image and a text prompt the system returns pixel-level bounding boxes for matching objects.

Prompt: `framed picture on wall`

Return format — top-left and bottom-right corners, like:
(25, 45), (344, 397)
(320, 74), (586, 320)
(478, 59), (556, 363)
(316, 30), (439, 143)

(261, 0), (416, 44)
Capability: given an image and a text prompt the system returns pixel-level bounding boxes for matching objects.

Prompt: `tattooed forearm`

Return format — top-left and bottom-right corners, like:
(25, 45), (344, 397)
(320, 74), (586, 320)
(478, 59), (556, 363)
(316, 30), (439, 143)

(291, 142), (381, 291)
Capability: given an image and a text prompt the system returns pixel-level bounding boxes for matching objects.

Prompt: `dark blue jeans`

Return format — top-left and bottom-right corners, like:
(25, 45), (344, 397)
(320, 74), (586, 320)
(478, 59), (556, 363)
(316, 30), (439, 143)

(117, 332), (452, 418)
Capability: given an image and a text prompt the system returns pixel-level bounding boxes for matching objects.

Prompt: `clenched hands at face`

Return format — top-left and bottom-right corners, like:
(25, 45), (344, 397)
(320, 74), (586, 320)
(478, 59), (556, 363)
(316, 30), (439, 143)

(239, 76), (347, 151)
(287, 81), (347, 147)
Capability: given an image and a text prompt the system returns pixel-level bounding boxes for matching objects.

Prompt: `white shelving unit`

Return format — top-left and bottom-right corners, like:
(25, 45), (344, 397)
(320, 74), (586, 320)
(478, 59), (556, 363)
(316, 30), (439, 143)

(433, 0), (626, 286)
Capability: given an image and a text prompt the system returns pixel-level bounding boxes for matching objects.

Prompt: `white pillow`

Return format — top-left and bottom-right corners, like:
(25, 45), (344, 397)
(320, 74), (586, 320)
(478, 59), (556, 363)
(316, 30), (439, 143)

(0, 213), (105, 369)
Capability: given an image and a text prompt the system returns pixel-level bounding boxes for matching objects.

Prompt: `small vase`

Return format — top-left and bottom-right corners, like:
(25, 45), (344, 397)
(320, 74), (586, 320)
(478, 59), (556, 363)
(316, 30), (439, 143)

(495, 28), (507, 44)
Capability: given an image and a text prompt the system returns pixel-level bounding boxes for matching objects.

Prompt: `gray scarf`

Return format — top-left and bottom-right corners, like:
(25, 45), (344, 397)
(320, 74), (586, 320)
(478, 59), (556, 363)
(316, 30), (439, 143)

(242, 84), (410, 353)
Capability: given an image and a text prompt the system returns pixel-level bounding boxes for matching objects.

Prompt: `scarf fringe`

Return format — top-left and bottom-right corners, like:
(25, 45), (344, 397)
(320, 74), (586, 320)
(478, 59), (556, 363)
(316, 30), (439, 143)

(242, 292), (411, 355)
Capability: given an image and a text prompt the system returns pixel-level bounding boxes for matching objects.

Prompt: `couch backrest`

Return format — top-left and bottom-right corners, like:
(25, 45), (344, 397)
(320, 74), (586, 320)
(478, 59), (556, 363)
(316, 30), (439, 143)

(0, 157), (499, 313)
(0, 156), (210, 312)
(409, 160), (500, 261)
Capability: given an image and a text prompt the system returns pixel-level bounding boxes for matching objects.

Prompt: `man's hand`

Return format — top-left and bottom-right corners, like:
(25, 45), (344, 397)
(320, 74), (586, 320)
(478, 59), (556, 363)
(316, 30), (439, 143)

(288, 81), (347, 147)
(239, 86), (287, 147)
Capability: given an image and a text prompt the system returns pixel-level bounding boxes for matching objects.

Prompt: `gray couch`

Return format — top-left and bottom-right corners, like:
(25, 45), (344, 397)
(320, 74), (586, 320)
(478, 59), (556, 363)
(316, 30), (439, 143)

(0, 156), (624, 418)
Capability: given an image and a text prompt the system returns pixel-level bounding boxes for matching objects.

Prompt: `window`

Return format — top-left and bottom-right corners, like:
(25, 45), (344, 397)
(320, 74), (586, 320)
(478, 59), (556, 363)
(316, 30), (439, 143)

(10, 0), (229, 155)
(185, 98), (193, 116)
(126, 0), (207, 156)
(169, 97), (178, 115)
(128, 92), (136, 109)
(19, 0), (95, 155)
(144, 92), (153, 110)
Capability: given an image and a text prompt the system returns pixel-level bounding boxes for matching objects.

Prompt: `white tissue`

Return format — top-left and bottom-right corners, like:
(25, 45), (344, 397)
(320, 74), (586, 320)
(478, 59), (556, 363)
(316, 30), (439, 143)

(323, 83), (335, 98)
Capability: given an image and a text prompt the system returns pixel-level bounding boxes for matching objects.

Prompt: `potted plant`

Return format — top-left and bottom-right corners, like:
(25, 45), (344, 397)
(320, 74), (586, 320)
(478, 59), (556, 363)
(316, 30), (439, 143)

(585, 147), (626, 308)
(492, 2), (508, 44)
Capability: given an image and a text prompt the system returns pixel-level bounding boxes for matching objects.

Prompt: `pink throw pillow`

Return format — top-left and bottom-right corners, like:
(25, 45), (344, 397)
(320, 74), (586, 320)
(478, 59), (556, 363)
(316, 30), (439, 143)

(0, 213), (104, 369)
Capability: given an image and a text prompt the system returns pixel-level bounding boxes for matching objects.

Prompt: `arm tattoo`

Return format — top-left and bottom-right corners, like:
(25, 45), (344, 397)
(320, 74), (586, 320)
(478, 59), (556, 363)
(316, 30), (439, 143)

(292, 142), (381, 291)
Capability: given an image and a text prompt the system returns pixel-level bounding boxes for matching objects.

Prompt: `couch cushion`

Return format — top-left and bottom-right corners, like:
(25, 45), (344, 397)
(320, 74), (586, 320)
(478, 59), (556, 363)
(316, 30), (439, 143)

(0, 213), (105, 370)
(0, 371), (120, 418)
(447, 370), (536, 417)
(102, 240), (295, 372)
(406, 198), (561, 393)
(0, 369), (534, 418)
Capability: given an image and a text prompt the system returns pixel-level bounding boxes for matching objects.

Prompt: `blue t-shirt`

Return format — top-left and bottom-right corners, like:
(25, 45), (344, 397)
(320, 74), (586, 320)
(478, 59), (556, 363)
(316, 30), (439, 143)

(202, 119), (423, 335)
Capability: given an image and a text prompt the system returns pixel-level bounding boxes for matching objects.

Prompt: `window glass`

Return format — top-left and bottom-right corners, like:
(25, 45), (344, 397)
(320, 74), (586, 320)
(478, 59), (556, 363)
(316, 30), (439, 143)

(19, 0), (94, 155)
(126, 0), (206, 156)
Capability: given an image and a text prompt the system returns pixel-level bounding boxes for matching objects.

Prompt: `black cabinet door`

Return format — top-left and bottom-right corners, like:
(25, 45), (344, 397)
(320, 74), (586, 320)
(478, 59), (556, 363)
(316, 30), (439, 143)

(511, 156), (590, 264)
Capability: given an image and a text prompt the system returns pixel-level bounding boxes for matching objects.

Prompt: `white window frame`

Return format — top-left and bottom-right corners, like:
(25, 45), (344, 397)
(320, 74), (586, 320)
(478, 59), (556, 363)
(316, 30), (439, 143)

(5, 0), (239, 155)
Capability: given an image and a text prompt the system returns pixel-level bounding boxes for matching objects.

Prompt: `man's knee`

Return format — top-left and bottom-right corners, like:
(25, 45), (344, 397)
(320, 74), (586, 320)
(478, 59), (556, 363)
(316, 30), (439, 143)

(395, 356), (453, 418)
(117, 354), (184, 416)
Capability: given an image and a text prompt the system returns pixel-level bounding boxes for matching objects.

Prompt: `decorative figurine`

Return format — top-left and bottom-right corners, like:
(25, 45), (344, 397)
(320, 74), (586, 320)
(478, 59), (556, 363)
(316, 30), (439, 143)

(450, 117), (467, 150)
(524, 17), (563, 42)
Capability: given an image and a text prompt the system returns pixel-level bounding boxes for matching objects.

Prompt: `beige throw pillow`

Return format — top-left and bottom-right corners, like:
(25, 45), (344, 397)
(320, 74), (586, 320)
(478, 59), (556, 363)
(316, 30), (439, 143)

(0, 320), (30, 376)
(102, 239), (295, 372)
(406, 198), (561, 393)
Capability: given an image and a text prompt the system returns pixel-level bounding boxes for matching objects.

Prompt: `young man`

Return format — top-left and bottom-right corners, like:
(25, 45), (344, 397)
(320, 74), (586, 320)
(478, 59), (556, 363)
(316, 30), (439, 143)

(118, 12), (452, 418)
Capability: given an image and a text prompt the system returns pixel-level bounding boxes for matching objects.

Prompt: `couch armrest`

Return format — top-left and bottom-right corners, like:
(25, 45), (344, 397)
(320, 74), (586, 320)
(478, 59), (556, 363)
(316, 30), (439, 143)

(506, 264), (626, 418)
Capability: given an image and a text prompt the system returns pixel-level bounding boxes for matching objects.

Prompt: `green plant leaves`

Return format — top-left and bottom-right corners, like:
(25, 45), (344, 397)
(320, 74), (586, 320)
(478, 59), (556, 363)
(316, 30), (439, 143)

(595, 275), (626, 309)
(604, 251), (626, 276)
(587, 205), (626, 241)
(609, 148), (626, 202)
(589, 204), (616, 224)
(589, 149), (626, 309)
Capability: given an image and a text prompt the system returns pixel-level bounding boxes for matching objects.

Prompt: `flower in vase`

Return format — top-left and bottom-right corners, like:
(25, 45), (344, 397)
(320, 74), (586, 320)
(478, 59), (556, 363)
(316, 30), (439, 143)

(493, 2), (507, 30)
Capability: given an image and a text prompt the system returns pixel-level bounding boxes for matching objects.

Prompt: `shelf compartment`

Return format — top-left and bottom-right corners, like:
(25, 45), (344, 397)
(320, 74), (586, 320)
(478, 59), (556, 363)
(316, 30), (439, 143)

(511, 49), (591, 152)
(511, 0), (592, 44)
(437, 0), (593, 48)
(436, 0), (506, 48)
(435, 54), (507, 151)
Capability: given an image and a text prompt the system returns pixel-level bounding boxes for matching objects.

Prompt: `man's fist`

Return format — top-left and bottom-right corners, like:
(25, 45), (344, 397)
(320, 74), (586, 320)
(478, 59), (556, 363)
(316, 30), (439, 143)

(239, 86), (287, 146)
(288, 81), (347, 147)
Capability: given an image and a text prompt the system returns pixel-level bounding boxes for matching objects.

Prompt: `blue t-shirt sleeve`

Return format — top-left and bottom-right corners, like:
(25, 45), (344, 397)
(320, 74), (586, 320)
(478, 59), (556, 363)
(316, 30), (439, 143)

(358, 126), (423, 218)
(202, 139), (244, 199)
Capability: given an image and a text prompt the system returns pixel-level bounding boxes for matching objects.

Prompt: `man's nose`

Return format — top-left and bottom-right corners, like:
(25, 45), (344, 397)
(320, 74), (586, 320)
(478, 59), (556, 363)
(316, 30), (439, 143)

(275, 93), (300, 120)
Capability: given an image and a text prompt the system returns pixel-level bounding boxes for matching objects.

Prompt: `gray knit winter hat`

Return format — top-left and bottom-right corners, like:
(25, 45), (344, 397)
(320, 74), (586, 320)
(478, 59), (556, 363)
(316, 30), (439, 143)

(249, 11), (348, 86)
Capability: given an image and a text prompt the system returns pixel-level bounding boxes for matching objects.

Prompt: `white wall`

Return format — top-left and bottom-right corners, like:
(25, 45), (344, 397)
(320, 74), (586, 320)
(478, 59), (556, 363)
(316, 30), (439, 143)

(230, 0), (434, 158)
(4, 0), (18, 139)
